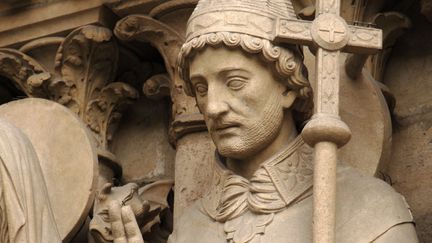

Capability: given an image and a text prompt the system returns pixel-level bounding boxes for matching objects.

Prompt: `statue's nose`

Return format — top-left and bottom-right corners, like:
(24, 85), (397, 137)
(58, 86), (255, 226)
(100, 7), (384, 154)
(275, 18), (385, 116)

(205, 87), (229, 119)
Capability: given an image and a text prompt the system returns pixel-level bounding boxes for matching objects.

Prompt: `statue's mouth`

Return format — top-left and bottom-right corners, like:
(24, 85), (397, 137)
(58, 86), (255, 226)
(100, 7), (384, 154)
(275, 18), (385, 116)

(211, 121), (241, 132)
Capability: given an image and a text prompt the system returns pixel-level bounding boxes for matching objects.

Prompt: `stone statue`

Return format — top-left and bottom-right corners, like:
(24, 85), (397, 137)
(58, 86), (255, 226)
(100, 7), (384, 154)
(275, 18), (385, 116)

(166, 0), (419, 242)
(0, 98), (102, 242)
(0, 119), (61, 243)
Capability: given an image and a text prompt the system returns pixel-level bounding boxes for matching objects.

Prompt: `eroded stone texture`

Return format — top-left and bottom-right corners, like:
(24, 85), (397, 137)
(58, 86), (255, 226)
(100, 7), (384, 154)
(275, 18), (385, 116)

(0, 0), (116, 48)
(173, 131), (214, 223)
(383, 8), (432, 242)
(112, 98), (175, 182)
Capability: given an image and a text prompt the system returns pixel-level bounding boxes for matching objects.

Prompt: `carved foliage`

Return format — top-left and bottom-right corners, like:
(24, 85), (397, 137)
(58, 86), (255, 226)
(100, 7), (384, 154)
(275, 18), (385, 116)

(115, 15), (206, 141)
(114, 15), (184, 78)
(53, 25), (138, 149)
(143, 74), (171, 100)
(0, 48), (51, 98)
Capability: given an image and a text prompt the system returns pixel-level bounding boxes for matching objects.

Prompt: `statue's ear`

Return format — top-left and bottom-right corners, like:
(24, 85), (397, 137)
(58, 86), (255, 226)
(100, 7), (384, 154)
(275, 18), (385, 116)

(281, 90), (297, 109)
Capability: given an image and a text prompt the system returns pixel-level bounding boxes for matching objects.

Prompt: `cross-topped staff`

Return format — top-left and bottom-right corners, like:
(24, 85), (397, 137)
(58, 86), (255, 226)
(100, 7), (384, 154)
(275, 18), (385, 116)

(272, 1), (383, 242)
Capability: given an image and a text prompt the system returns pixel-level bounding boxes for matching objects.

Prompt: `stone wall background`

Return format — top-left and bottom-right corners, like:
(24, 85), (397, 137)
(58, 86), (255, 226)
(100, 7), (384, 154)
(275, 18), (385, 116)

(383, 3), (432, 242)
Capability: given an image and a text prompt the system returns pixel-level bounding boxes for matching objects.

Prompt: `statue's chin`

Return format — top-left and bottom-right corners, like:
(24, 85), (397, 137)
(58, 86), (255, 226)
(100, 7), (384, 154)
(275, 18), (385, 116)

(217, 144), (255, 160)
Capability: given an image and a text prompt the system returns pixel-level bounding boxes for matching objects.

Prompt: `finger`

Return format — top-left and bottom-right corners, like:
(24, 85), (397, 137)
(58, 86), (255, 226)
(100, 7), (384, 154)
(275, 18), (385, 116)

(109, 201), (127, 243)
(122, 205), (145, 243)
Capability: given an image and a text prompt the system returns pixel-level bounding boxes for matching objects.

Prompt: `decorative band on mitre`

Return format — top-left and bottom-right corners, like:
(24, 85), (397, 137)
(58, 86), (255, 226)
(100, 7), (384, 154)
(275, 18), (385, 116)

(186, 10), (274, 41)
(186, 3), (297, 42)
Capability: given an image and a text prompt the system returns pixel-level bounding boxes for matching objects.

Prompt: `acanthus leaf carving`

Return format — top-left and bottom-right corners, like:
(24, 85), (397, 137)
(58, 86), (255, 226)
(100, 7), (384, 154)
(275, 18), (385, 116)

(0, 48), (51, 98)
(87, 82), (138, 148)
(52, 25), (139, 150)
(114, 15), (184, 79)
(53, 25), (118, 115)
(115, 15), (206, 142)
(143, 74), (171, 100)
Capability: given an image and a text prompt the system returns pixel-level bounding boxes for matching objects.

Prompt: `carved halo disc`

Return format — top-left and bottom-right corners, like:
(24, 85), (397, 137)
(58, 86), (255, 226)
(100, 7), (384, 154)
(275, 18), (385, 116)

(311, 13), (350, 51)
(0, 98), (98, 242)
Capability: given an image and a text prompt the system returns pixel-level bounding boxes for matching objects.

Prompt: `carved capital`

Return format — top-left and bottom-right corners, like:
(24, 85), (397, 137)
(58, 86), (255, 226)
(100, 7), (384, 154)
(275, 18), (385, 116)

(0, 48), (51, 98)
(86, 82), (138, 148)
(115, 15), (206, 142)
(115, 15), (184, 79)
(51, 25), (139, 150)
(143, 74), (171, 100)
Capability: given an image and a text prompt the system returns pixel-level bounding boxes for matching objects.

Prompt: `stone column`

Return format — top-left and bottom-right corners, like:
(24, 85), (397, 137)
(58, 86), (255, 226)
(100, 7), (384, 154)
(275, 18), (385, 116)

(114, 1), (215, 225)
(150, 3), (216, 223)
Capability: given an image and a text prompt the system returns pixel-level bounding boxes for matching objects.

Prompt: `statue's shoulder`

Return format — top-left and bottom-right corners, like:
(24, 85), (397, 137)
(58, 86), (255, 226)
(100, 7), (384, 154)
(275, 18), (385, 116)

(335, 166), (414, 243)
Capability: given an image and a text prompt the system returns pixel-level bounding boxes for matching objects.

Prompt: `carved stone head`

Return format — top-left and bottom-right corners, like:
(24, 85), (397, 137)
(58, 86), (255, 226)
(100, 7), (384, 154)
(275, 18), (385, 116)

(178, 0), (313, 160)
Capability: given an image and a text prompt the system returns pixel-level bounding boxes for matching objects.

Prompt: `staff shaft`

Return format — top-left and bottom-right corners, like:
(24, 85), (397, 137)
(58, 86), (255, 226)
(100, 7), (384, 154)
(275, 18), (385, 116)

(313, 141), (338, 243)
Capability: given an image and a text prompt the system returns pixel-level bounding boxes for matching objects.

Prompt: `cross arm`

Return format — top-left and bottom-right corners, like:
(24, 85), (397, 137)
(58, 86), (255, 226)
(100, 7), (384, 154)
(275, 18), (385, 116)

(274, 18), (383, 55)
(273, 2), (384, 243)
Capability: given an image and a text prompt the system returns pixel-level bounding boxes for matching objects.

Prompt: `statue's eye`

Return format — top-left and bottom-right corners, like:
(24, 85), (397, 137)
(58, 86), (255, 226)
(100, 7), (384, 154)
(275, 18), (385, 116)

(195, 83), (208, 96)
(226, 78), (246, 90)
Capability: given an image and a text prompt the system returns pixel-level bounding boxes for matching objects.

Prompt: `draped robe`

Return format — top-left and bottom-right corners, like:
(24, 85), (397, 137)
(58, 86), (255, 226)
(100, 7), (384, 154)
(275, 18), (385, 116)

(0, 119), (61, 243)
(169, 137), (414, 243)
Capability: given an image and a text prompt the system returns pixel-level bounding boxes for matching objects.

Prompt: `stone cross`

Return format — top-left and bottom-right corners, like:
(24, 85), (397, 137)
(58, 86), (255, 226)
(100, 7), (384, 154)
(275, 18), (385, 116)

(272, 1), (382, 242)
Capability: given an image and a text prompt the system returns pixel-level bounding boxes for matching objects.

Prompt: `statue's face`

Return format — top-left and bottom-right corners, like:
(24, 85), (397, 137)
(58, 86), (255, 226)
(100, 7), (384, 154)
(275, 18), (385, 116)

(189, 47), (289, 159)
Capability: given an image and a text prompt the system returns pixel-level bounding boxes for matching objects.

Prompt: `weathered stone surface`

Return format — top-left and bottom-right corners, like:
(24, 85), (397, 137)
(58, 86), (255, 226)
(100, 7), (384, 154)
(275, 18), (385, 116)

(173, 131), (214, 224)
(383, 10), (432, 242)
(388, 123), (432, 242)
(0, 0), (116, 48)
(111, 98), (175, 182)
(0, 98), (98, 241)
(107, 0), (164, 17)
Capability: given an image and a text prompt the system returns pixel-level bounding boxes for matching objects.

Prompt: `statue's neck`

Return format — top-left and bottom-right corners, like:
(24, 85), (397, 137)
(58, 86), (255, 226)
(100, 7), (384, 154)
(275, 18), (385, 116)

(226, 115), (297, 179)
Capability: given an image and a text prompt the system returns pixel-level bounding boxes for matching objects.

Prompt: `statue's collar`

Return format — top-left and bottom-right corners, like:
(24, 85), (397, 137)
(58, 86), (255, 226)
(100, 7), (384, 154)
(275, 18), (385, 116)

(201, 136), (314, 222)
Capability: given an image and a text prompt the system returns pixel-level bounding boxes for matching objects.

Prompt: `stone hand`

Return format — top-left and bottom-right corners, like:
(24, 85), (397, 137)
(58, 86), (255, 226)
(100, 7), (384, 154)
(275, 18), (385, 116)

(109, 201), (145, 243)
